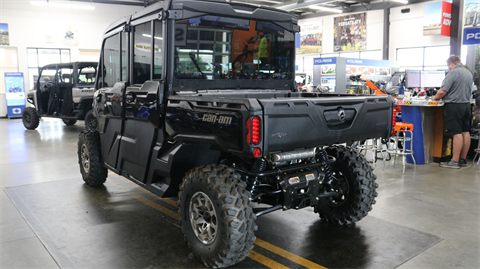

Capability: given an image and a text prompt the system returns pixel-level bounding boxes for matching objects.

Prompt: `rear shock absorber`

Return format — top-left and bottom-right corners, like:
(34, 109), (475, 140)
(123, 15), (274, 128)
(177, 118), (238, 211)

(317, 149), (338, 191)
(246, 158), (268, 194)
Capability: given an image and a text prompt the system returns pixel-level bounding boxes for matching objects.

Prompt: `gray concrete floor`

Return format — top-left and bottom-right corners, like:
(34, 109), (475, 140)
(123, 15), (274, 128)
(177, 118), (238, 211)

(1, 117), (479, 268)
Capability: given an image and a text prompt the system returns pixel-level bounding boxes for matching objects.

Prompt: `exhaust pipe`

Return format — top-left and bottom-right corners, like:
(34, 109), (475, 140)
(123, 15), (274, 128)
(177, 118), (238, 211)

(271, 148), (316, 162)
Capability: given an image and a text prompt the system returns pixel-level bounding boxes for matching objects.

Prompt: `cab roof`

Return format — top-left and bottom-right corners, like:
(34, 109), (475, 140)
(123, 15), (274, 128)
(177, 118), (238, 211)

(103, 0), (298, 36)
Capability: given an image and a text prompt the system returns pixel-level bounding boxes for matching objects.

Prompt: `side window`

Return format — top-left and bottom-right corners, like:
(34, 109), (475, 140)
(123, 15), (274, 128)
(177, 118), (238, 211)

(153, 20), (163, 80)
(102, 33), (121, 87)
(133, 22), (152, 84)
(58, 68), (73, 84)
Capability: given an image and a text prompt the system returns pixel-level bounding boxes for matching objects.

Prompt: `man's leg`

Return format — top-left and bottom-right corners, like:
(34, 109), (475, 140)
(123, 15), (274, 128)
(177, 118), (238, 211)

(460, 132), (471, 160)
(452, 133), (463, 162)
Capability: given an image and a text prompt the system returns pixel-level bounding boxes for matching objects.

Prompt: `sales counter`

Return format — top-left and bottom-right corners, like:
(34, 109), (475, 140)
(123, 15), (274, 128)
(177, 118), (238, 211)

(395, 98), (445, 164)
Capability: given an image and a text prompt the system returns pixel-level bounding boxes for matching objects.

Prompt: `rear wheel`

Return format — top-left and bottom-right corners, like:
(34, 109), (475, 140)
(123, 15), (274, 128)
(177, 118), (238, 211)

(178, 165), (257, 268)
(62, 119), (77, 126)
(84, 110), (98, 131)
(22, 107), (40, 130)
(316, 145), (378, 225)
(78, 130), (107, 186)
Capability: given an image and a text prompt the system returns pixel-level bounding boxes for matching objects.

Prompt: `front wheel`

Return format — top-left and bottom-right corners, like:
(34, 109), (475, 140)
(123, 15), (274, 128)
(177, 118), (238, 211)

(316, 145), (378, 225)
(62, 119), (77, 126)
(178, 165), (257, 268)
(22, 107), (40, 130)
(78, 130), (107, 186)
(84, 110), (98, 131)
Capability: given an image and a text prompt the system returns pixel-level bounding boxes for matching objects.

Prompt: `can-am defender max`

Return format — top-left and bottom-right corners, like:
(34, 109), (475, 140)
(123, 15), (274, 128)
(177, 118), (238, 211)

(23, 62), (98, 130)
(77, 1), (394, 268)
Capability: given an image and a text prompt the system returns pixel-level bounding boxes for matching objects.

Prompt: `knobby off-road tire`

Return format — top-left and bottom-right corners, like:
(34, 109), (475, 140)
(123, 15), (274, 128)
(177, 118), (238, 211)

(77, 130), (107, 186)
(22, 107), (40, 130)
(178, 165), (257, 268)
(84, 110), (98, 131)
(62, 119), (77, 126)
(316, 145), (378, 225)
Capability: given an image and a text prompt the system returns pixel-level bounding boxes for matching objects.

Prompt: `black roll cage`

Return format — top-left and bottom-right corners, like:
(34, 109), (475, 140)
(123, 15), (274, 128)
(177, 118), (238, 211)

(95, 0), (300, 97)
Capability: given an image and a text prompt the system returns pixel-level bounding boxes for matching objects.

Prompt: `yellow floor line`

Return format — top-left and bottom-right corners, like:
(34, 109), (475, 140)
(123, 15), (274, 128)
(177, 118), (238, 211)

(108, 180), (180, 221)
(248, 250), (289, 269)
(107, 179), (288, 269)
(109, 174), (178, 208)
(108, 173), (326, 269)
(254, 239), (327, 269)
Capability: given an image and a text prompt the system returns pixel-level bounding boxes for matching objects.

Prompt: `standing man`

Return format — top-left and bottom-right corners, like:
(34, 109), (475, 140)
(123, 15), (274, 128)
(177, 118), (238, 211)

(432, 55), (473, 168)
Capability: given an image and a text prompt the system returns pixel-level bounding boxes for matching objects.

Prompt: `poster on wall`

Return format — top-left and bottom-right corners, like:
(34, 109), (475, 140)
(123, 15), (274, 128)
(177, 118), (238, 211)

(296, 21), (322, 55)
(463, 0), (480, 45)
(333, 13), (366, 52)
(4, 72), (26, 118)
(0, 23), (9, 45)
(63, 25), (78, 46)
(423, 1), (452, 36)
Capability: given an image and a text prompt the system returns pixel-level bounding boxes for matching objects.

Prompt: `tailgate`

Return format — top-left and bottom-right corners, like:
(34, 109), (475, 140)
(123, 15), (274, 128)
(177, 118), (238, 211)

(260, 95), (394, 153)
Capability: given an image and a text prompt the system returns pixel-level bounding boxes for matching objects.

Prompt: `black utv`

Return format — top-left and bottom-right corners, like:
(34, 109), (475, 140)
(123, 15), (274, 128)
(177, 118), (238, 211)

(78, 1), (394, 268)
(23, 62), (98, 130)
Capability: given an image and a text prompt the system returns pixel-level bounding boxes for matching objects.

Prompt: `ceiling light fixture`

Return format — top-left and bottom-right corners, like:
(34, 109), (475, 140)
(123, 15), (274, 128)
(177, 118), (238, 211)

(389, 0), (408, 4)
(309, 5), (343, 13)
(276, 3), (298, 10)
(30, 1), (95, 10)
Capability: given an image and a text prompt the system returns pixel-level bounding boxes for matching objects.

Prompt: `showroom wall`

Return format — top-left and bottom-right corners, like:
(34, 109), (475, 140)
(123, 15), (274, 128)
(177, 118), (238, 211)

(389, 1), (451, 61)
(0, 1), (142, 92)
(296, 9), (384, 75)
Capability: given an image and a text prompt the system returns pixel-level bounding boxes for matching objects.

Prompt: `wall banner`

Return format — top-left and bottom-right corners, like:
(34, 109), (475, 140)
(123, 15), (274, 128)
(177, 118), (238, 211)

(0, 23), (9, 45)
(423, 1), (452, 36)
(4, 72), (26, 118)
(296, 21), (323, 55)
(333, 13), (366, 52)
(463, 0), (480, 45)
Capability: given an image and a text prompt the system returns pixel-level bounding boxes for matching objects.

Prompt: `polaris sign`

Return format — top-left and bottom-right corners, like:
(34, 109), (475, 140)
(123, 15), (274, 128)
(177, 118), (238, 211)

(463, 28), (480, 45)
(313, 57), (336, 65)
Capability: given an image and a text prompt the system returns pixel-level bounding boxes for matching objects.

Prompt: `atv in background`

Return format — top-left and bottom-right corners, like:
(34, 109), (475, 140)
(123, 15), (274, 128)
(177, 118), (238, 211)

(23, 62), (98, 130)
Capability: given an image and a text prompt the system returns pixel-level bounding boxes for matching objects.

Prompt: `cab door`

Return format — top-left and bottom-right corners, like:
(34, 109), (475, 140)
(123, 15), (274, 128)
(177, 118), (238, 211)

(117, 19), (165, 183)
(95, 29), (129, 169)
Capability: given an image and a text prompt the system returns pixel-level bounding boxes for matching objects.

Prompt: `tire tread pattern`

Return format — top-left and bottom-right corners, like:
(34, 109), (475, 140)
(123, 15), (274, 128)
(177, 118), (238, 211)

(77, 130), (107, 186)
(178, 165), (257, 268)
(22, 107), (40, 130)
(317, 145), (378, 225)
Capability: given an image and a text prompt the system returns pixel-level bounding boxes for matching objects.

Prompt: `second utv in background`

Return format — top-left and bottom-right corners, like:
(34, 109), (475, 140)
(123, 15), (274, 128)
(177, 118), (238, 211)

(23, 62), (98, 130)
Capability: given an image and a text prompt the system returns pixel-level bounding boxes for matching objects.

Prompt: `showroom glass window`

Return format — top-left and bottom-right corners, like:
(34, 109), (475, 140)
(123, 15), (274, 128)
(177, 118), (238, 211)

(27, 48), (70, 90)
(174, 16), (295, 80)
(133, 22), (153, 84)
(101, 33), (121, 87)
(396, 45), (468, 71)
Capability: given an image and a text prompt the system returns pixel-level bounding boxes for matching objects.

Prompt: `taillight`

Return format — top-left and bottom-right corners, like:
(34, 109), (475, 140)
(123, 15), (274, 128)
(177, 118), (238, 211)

(247, 117), (260, 145)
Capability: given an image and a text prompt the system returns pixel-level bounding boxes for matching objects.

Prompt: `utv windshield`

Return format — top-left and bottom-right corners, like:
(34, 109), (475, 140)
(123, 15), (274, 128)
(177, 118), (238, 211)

(174, 16), (295, 81)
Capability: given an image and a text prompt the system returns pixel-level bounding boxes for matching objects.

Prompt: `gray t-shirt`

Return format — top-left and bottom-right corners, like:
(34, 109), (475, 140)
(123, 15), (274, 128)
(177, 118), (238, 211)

(441, 64), (473, 103)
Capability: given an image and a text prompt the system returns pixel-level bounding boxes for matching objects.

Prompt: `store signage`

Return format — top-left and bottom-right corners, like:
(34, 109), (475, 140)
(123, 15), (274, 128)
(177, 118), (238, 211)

(333, 13), (366, 52)
(463, 27), (480, 45)
(423, 1), (451, 37)
(313, 57), (336, 65)
(440, 2), (452, 36)
(4, 72), (26, 118)
(345, 58), (398, 67)
(297, 20), (323, 54)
